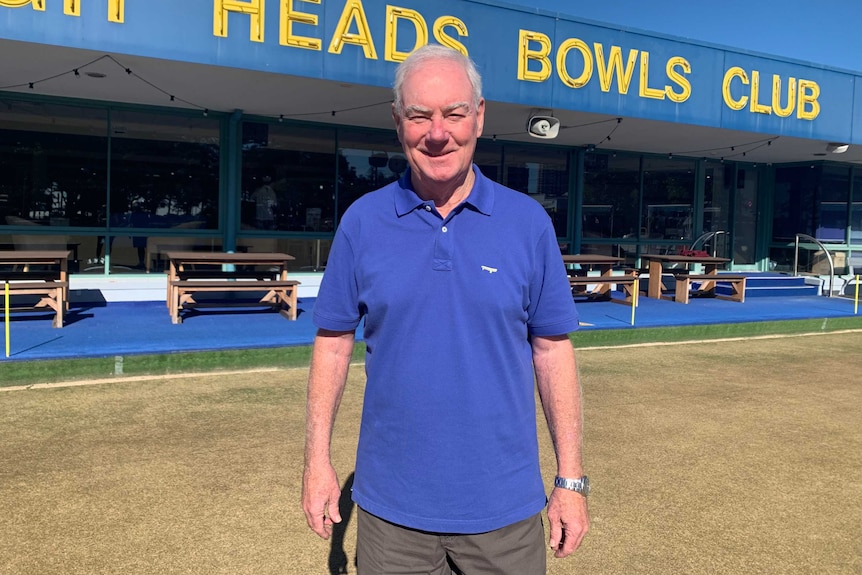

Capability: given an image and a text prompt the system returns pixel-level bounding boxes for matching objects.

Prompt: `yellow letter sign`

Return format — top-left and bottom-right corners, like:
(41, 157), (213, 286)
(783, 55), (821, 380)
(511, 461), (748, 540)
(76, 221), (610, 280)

(328, 0), (377, 59)
(214, 0), (264, 43)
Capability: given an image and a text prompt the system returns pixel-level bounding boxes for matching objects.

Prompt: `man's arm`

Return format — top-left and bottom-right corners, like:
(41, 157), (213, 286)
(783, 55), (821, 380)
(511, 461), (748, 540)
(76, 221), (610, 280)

(302, 328), (356, 539)
(532, 333), (590, 558)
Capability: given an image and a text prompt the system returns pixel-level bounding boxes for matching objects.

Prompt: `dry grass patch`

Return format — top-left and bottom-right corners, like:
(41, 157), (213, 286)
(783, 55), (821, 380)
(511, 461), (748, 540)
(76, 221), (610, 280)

(1, 333), (860, 574)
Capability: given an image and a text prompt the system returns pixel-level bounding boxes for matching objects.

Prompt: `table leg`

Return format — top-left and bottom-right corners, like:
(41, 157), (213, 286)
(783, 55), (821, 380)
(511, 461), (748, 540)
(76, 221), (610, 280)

(59, 258), (69, 310)
(648, 260), (664, 298)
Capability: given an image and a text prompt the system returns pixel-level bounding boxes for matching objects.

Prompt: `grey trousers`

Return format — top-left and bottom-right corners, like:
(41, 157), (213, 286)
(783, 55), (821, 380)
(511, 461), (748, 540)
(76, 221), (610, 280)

(356, 507), (546, 575)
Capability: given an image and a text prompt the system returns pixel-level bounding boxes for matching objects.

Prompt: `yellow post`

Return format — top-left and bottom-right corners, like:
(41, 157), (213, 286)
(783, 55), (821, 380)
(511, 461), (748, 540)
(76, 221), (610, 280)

(855, 275), (859, 315)
(4, 281), (9, 358)
(631, 278), (639, 325)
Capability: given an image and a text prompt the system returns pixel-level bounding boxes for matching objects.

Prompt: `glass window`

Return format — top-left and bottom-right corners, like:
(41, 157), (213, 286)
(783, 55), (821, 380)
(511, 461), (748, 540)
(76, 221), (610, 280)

(732, 165), (759, 265)
(336, 129), (404, 217)
(109, 110), (220, 231)
(816, 165), (849, 242)
(642, 156), (696, 244)
(852, 169), (862, 245)
(703, 163), (732, 233)
(502, 144), (569, 237)
(474, 140), (502, 184)
(773, 165), (818, 241)
(701, 162), (732, 258)
(241, 121), (336, 232)
(583, 153), (640, 240)
(0, 100), (108, 229)
(106, 110), (221, 271)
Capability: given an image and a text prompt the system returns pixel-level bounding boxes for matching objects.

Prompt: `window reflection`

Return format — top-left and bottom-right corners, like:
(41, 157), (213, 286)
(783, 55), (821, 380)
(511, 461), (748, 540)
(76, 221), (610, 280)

(110, 110), (220, 230)
(336, 130), (404, 216)
(852, 170), (862, 245)
(816, 165), (850, 242)
(0, 101), (108, 228)
(474, 140), (502, 184)
(773, 166), (817, 241)
(107, 111), (220, 271)
(502, 145), (569, 237)
(583, 153), (640, 241)
(642, 157), (696, 247)
(240, 122), (336, 232)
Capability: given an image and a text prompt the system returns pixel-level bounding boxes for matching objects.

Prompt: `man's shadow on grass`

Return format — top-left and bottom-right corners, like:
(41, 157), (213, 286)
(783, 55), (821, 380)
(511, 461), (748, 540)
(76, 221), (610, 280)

(328, 472), (356, 575)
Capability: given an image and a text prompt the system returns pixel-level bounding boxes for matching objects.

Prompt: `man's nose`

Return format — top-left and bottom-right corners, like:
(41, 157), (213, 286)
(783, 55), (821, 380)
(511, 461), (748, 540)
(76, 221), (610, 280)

(426, 116), (449, 142)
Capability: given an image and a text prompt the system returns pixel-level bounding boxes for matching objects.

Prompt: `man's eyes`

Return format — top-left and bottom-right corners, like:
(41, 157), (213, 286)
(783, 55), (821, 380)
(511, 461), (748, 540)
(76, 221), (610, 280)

(406, 112), (467, 122)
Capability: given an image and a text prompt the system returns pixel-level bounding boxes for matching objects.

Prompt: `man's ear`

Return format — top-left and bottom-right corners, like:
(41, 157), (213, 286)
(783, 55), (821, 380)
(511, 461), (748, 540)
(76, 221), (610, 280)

(391, 103), (402, 140)
(475, 98), (486, 138)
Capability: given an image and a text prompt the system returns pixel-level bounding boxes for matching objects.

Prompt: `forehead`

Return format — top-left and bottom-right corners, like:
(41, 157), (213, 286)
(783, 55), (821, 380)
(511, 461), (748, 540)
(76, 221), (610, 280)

(400, 59), (473, 108)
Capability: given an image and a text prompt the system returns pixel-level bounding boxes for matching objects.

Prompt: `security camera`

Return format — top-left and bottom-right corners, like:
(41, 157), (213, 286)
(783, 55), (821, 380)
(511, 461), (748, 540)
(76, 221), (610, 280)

(527, 115), (560, 139)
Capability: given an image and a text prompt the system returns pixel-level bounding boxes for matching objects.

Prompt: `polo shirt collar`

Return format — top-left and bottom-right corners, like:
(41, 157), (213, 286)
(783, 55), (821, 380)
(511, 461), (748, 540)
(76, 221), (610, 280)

(394, 165), (494, 217)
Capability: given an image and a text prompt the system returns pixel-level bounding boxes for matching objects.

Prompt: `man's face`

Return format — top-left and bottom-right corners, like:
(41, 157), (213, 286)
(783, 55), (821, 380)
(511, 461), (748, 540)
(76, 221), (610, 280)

(393, 58), (485, 194)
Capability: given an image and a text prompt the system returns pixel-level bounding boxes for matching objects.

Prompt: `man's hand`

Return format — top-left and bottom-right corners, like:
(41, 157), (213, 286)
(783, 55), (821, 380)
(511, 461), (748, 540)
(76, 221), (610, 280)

(302, 463), (343, 539)
(547, 487), (590, 558)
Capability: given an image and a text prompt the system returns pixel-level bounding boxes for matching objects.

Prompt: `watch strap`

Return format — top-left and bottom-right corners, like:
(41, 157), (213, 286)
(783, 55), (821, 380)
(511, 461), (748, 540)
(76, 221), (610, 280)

(554, 475), (589, 496)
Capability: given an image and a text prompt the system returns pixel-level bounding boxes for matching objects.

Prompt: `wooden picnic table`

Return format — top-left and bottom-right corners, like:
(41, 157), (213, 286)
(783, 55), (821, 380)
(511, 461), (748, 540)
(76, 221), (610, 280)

(165, 251), (300, 323)
(640, 254), (736, 301)
(562, 254), (638, 303)
(0, 250), (72, 328)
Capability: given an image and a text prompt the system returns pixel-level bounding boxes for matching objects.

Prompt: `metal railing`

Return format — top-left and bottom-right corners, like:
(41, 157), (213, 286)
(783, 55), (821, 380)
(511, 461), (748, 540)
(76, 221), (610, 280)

(793, 233), (834, 297)
(690, 230), (727, 257)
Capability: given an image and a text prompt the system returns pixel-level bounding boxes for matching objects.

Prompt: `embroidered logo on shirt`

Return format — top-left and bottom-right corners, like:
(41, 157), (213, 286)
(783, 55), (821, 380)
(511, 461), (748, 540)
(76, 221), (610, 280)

(481, 265), (498, 274)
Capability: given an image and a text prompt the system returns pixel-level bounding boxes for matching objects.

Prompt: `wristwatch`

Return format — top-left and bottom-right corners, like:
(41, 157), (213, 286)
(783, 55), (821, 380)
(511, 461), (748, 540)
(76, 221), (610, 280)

(554, 475), (590, 497)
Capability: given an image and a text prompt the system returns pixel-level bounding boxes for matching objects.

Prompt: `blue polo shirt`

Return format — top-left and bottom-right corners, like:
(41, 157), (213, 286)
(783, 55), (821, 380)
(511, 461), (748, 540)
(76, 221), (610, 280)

(313, 166), (579, 534)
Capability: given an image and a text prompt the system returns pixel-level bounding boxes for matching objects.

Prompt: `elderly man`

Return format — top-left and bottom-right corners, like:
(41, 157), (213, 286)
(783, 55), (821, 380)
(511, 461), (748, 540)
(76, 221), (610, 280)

(302, 44), (589, 574)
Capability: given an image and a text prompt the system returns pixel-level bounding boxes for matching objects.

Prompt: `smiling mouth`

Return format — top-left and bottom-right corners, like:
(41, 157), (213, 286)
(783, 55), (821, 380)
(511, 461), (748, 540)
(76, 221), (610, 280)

(422, 149), (453, 157)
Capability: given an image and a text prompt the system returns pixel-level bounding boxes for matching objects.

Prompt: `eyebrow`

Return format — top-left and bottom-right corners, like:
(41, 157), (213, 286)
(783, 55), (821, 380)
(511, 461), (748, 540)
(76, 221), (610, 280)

(403, 101), (471, 116)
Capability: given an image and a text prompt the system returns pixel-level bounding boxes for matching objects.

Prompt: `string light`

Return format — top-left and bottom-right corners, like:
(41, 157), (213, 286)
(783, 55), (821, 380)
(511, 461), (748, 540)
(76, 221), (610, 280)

(666, 137), (778, 160)
(1, 53), (210, 114)
(590, 117), (623, 148)
(3, 53), (397, 124)
(273, 99), (392, 123)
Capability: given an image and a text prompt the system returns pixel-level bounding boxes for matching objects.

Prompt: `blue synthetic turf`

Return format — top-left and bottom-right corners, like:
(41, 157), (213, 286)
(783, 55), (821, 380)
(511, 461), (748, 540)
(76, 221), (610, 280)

(0, 294), (858, 362)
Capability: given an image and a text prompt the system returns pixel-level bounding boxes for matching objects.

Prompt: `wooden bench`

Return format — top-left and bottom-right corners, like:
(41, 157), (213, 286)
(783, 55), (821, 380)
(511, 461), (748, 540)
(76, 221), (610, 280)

(569, 274), (640, 304)
(165, 269), (286, 308)
(2, 281), (68, 328)
(673, 273), (747, 304)
(169, 279), (300, 324)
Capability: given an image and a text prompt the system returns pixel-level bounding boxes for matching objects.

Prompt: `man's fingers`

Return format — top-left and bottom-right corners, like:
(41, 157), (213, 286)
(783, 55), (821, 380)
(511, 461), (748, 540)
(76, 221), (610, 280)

(306, 511), (333, 539)
(547, 519), (563, 552)
(328, 497), (343, 525)
(553, 523), (587, 558)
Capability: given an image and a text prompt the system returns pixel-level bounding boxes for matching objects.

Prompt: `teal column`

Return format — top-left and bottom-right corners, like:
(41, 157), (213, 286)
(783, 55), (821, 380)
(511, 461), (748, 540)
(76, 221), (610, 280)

(224, 109), (243, 252)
